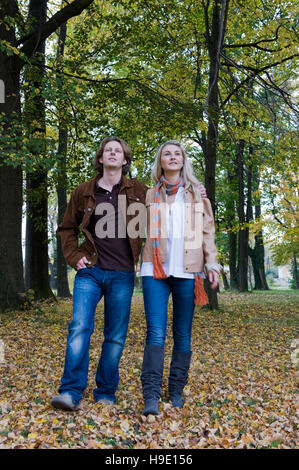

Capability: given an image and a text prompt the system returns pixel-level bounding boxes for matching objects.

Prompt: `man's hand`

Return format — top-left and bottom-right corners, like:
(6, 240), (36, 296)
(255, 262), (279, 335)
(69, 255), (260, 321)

(76, 256), (89, 270)
(198, 184), (207, 198)
(208, 270), (219, 290)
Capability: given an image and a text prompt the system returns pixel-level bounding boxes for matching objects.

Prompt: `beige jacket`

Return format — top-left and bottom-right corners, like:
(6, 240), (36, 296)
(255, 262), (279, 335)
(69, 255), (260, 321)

(142, 186), (219, 274)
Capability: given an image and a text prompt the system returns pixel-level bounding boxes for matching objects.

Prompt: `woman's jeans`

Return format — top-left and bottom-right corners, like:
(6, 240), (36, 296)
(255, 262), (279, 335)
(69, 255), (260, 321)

(58, 265), (135, 405)
(142, 276), (195, 353)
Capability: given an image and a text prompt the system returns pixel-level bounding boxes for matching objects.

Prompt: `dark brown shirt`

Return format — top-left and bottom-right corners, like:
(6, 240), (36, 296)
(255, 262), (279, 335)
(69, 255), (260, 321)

(87, 177), (134, 271)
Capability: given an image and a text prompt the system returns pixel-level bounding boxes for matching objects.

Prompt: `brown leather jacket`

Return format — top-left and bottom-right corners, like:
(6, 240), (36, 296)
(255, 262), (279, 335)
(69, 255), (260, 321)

(142, 186), (219, 274)
(57, 174), (148, 269)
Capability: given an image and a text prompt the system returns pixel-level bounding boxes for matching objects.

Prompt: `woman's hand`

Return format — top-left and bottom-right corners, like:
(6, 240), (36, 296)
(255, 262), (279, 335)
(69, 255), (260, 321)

(198, 184), (207, 198)
(208, 270), (219, 290)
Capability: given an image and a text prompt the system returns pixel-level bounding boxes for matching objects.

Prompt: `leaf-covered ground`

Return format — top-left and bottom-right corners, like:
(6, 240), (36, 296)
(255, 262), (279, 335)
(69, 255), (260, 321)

(0, 290), (298, 449)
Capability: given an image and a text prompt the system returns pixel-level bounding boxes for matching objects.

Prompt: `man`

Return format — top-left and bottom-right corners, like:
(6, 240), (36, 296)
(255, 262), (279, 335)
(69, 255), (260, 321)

(51, 136), (206, 411)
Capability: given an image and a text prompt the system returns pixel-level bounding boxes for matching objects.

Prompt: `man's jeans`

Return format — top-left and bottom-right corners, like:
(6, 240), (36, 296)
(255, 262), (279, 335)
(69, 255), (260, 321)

(58, 265), (135, 405)
(142, 276), (195, 353)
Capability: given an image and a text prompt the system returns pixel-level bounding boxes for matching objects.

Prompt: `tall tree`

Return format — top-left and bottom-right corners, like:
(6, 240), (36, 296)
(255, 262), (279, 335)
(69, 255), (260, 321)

(202, 0), (229, 211)
(0, 0), (94, 311)
(200, 0), (229, 308)
(0, 0), (24, 310)
(24, 0), (54, 299)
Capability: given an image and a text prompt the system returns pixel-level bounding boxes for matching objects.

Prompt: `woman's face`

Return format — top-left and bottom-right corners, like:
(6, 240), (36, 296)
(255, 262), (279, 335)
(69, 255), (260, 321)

(160, 144), (184, 174)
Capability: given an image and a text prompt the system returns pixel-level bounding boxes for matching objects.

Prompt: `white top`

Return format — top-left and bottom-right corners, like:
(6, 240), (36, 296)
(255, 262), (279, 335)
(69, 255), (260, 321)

(140, 187), (204, 279)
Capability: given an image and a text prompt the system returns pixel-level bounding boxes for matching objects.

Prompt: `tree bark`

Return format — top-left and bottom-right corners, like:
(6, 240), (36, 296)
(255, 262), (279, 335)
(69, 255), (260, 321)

(56, 21), (71, 298)
(0, 0), (24, 311)
(56, 137), (71, 297)
(293, 254), (299, 289)
(226, 167), (239, 289)
(204, 0), (229, 211)
(236, 139), (248, 292)
(48, 213), (57, 291)
(202, 0), (229, 308)
(249, 232), (269, 290)
(229, 230), (239, 289)
(249, 240), (268, 290)
(221, 267), (229, 290)
(248, 170), (269, 290)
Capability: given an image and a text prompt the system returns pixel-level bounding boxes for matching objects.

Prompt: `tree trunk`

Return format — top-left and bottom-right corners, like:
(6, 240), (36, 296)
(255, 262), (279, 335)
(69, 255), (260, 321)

(236, 139), (248, 292)
(56, 135), (71, 298)
(24, 0), (54, 299)
(248, 170), (269, 290)
(48, 215), (57, 291)
(204, 0), (229, 211)
(293, 254), (299, 289)
(229, 230), (239, 289)
(221, 267), (229, 290)
(249, 234), (269, 290)
(203, 0), (229, 309)
(56, 20), (71, 298)
(248, 258), (253, 290)
(226, 167), (239, 289)
(0, 1), (24, 311)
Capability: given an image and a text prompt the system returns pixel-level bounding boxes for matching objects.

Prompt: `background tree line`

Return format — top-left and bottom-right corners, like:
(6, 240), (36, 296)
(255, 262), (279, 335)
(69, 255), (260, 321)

(0, 0), (298, 312)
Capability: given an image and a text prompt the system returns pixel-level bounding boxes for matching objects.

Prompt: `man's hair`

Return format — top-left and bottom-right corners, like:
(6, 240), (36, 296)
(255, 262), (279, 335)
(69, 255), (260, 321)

(94, 136), (132, 176)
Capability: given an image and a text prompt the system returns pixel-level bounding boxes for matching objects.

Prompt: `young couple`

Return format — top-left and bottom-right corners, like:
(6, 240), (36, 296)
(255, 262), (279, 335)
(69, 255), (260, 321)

(51, 136), (220, 416)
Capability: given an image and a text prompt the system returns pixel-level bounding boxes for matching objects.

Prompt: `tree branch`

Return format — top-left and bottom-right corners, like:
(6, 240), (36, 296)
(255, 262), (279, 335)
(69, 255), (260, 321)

(202, 0), (211, 42)
(34, 61), (193, 112)
(19, 0), (94, 60)
(273, 213), (288, 229)
(283, 197), (296, 215)
(223, 24), (284, 52)
(220, 52), (299, 107)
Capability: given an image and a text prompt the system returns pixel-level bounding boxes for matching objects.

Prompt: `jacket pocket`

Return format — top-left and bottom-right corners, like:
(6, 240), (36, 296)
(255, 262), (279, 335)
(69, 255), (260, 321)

(127, 195), (143, 202)
(194, 203), (204, 229)
(185, 203), (203, 250)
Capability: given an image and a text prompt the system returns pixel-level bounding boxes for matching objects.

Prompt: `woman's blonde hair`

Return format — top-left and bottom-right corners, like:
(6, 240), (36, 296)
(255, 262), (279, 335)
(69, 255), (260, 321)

(151, 140), (202, 201)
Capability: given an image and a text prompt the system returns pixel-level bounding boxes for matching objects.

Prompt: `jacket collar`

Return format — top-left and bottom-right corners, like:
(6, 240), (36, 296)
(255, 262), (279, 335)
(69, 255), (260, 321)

(82, 174), (133, 197)
(120, 175), (135, 190)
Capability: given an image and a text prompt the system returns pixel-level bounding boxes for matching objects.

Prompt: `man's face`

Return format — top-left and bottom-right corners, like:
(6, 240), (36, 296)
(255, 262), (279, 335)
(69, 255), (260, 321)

(99, 140), (127, 171)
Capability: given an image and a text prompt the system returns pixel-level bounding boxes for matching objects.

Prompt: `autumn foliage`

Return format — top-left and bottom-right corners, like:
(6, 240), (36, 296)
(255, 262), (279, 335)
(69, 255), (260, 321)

(0, 291), (298, 449)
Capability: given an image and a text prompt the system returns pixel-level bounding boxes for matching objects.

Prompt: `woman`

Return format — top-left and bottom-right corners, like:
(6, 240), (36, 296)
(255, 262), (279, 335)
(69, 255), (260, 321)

(140, 140), (220, 415)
